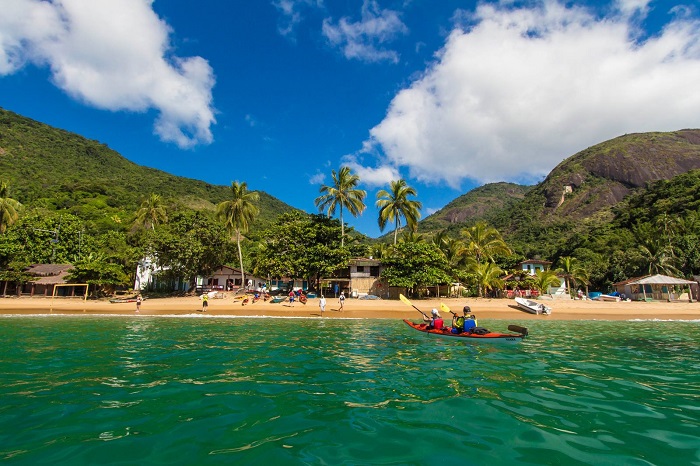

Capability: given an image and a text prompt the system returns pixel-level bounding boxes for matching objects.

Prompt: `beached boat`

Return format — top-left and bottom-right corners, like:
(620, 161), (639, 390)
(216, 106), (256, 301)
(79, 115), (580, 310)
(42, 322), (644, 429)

(593, 294), (621, 302)
(514, 297), (552, 315)
(403, 320), (527, 344)
(270, 296), (287, 303)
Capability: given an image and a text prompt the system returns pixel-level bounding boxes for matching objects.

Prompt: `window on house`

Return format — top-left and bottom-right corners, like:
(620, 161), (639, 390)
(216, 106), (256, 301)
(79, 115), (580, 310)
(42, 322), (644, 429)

(356, 266), (365, 273)
(370, 266), (380, 277)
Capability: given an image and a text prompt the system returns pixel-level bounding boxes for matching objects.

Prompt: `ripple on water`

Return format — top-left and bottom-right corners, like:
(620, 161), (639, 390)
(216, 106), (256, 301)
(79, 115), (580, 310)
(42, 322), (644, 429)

(1, 318), (699, 464)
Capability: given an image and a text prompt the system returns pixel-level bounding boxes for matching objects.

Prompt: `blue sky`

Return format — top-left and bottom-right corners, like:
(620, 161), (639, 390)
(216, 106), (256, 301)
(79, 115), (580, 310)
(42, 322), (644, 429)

(2, 0), (700, 237)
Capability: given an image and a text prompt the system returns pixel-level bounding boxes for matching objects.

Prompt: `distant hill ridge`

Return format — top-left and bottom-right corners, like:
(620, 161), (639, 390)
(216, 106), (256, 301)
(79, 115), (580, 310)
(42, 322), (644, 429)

(2, 107), (699, 245)
(0, 107), (297, 230)
(416, 129), (700, 243)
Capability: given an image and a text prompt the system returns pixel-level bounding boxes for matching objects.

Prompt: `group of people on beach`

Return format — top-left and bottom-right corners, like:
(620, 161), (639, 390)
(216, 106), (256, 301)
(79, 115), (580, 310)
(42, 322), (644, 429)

(423, 305), (478, 334)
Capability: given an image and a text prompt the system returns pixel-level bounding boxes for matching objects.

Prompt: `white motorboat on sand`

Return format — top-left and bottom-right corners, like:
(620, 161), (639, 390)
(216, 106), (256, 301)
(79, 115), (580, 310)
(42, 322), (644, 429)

(514, 297), (552, 315)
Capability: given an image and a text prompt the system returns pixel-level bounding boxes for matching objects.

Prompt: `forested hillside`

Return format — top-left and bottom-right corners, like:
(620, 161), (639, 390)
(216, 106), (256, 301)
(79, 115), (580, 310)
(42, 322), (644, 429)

(0, 107), (295, 231)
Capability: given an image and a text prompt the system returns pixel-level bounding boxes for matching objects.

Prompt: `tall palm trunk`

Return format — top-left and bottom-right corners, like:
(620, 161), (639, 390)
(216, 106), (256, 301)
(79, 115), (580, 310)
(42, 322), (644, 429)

(340, 205), (345, 247)
(236, 229), (245, 288)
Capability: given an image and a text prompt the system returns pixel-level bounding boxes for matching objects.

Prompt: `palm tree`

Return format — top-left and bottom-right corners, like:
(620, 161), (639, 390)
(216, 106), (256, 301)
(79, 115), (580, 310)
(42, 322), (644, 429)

(217, 181), (260, 288)
(376, 179), (422, 245)
(634, 222), (680, 276)
(460, 221), (512, 265)
(638, 237), (679, 276)
(369, 242), (393, 259)
(399, 230), (426, 244)
(0, 181), (22, 234)
(134, 193), (167, 230)
(314, 166), (366, 247)
(557, 256), (589, 297)
(469, 261), (504, 297)
(533, 269), (562, 296)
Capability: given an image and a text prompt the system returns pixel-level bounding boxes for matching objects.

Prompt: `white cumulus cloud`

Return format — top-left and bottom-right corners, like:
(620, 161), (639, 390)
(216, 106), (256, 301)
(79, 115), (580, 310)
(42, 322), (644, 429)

(361, 0), (700, 188)
(0, 0), (216, 148)
(322, 0), (408, 63)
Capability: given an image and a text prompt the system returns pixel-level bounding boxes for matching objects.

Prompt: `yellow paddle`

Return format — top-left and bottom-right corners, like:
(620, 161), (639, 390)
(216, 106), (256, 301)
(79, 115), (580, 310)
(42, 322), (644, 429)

(399, 293), (429, 318)
(439, 302), (456, 316)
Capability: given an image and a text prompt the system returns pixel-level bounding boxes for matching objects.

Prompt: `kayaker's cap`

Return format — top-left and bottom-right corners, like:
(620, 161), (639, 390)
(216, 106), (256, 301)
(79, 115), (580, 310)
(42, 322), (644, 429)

(463, 306), (471, 313)
(431, 309), (439, 316)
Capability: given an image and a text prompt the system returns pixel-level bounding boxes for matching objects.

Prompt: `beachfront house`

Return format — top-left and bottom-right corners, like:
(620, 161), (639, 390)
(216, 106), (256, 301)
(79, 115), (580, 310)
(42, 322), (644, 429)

(519, 259), (552, 275)
(613, 274), (697, 302)
(134, 257), (190, 292)
(198, 266), (265, 293)
(321, 257), (386, 298)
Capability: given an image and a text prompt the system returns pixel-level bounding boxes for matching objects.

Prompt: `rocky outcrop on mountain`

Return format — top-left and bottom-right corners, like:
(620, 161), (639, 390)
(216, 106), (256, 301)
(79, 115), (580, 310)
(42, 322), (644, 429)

(417, 129), (700, 237)
(537, 130), (700, 219)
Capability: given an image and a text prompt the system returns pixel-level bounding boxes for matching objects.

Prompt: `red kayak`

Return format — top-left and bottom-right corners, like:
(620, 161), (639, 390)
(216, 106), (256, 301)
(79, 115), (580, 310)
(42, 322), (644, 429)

(403, 320), (527, 344)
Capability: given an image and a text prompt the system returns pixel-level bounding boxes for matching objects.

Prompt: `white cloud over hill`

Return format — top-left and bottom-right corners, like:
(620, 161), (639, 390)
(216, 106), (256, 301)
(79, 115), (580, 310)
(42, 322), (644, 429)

(361, 0), (700, 188)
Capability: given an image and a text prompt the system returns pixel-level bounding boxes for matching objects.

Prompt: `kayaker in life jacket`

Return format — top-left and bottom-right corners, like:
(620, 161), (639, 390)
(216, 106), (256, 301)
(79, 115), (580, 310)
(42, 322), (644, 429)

(451, 311), (465, 334)
(462, 306), (477, 333)
(423, 309), (444, 330)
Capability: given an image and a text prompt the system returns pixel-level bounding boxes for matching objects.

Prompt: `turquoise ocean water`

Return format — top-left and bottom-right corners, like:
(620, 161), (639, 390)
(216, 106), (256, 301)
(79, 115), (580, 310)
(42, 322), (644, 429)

(1, 316), (699, 465)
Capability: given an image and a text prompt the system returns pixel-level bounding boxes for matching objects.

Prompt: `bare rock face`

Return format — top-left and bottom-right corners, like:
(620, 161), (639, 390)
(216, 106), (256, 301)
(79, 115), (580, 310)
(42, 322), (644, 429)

(540, 130), (700, 218)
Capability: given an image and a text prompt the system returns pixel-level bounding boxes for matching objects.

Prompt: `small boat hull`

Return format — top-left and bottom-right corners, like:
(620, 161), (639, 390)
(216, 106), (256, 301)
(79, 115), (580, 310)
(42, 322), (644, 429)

(514, 297), (551, 315)
(403, 320), (525, 344)
(593, 294), (620, 302)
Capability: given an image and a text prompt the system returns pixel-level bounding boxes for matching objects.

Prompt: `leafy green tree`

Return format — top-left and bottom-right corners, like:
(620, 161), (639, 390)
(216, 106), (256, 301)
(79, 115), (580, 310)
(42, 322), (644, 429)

(314, 166), (366, 247)
(380, 242), (451, 295)
(217, 181), (260, 286)
(6, 213), (87, 264)
(66, 253), (131, 291)
(134, 193), (168, 231)
(151, 211), (235, 288)
(251, 212), (350, 289)
(376, 179), (422, 245)
(0, 181), (22, 234)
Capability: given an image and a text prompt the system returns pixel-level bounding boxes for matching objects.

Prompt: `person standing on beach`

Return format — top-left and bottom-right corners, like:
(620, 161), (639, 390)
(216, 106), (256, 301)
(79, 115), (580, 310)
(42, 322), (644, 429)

(136, 295), (142, 313)
(289, 289), (295, 306)
(202, 293), (208, 312)
(339, 291), (345, 311)
(319, 295), (326, 315)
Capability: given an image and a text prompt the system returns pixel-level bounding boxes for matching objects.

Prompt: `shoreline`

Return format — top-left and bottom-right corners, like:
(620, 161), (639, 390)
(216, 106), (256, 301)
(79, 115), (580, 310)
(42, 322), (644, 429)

(2, 296), (700, 321)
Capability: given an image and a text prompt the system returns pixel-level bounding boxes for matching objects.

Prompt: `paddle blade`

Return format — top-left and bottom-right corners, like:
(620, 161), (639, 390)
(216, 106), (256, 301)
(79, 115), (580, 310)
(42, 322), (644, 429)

(399, 294), (412, 307)
(440, 302), (455, 315)
(508, 324), (528, 336)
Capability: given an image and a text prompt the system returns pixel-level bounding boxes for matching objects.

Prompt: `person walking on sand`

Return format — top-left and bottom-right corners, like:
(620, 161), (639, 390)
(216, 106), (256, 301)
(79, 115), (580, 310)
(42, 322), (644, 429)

(289, 289), (295, 306)
(339, 291), (345, 311)
(201, 293), (208, 312)
(135, 295), (142, 313)
(319, 295), (326, 315)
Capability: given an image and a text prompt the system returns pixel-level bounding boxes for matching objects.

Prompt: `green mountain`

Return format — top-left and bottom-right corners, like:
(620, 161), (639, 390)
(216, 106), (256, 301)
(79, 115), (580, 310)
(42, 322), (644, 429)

(417, 182), (531, 236)
(0, 107), (297, 230)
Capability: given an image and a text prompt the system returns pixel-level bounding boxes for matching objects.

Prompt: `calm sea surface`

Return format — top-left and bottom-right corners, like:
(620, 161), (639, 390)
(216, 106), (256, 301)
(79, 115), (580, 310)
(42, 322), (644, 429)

(1, 316), (699, 465)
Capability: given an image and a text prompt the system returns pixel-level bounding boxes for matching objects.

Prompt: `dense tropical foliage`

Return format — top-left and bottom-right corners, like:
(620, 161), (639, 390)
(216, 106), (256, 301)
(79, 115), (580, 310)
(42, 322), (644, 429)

(0, 107), (699, 298)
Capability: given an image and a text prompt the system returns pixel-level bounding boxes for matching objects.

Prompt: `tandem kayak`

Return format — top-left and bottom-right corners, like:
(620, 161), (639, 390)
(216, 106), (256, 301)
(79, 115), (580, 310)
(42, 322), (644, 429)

(403, 320), (527, 343)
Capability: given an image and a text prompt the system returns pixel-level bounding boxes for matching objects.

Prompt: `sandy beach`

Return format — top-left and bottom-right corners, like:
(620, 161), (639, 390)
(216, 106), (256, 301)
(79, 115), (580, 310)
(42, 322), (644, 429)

(1, 295), (699, 320)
